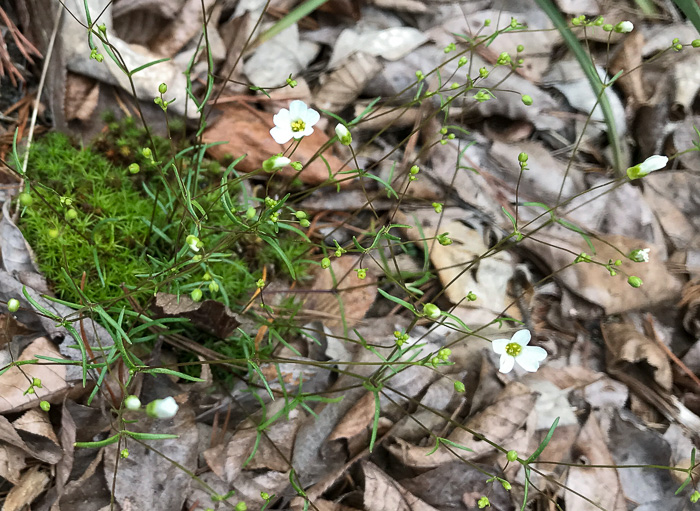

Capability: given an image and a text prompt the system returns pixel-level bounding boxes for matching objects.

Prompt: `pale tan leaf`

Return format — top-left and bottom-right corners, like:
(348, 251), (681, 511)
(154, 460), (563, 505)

(565, 414), (626, 511)
(610, 31), (647, 105)
(602, 322), (672, 392)
(388, 382), (536, 468)
(363, 461), (439, 511)
(303, 255), (378, 329)
(0, 444), (26, 484)
(0, 337), (68, 414)
(3, 465), (50, 511)
(13, 408), (60, 445)
(315, 52), (382, 112)
(329, 391), (374, 440)
(64, 73), (100, 122)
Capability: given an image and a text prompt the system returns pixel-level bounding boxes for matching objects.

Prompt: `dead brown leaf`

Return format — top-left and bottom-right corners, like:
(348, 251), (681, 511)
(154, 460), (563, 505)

(0, 337), (68, 414)
(565, 414), (626, 511)
(0, 444), (26, 484)
(363, 461), (439, 511)
(151, 293), (240, 339)
(315, 52), (382, 112)
(203, 103), (348, 184)
(610, 30), (647, 105)
(3, 465), (50, 511)
(388, 382), (536, 468)
(303, 255), (377, 329)
(329, 391), (374, 440)
(602, 322), (672, 392)
(64, 73), (100, 122)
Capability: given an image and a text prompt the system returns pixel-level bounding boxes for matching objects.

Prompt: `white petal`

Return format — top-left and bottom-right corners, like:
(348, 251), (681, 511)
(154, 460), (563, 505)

(270, 126), (293, 144)
(515, 346), (547, 372)
(618, 21), (634, 33)
(524, 345), (547, 362)
(273, 109), (290, 127)
(289, 100), (307, 119)
(300, 126), (315, 138)
(511, 329), (531, 347)
(303, 107), (320, 127)
(499, 354), (515, 373)
(492, 338), (509, 355)
(639, 155), (668, 173)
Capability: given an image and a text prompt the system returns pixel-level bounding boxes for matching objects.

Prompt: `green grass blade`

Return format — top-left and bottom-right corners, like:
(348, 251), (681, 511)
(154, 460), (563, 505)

(673, 0), (700, 33)
(535, 0), (623, 176)
(256, 0), (329, 44)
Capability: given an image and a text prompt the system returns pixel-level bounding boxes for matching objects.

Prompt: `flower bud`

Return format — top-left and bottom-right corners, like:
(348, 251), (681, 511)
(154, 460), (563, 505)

(209, 281), (219, 293)
(321, 257), (331, 269)
(262, 155), (291, 172)
(693, 39), (700, 48)
(507, 450), (518, 462)
(615, 21), (634, 33)
(40, 400), (50, 411)
(627, 276), (643, 288)
(128, 163), (140, 174)
(158, 83), (168, 94)
(335, 124), (352, 145)
(19, 193), (33, 206)
(65, 209), (78, 221)
(454, 381), (465, 393)
(626, 155), (668, 180)
(521, 95), (533, 106)
(124, 395), (141, 410)
(146, 396), (179, 419)
(478, 496), (490, 508)
(7, 298), (19, 313)
(629, 248), (650, 263)
(423, 303), (441, 319)
(518, 152), (528, 163)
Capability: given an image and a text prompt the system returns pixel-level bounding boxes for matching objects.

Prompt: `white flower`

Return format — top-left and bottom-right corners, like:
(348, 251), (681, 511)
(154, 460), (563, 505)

(262, 155), (291, 172)
(124, 395), (141, 410)
(629, 248), (650, 263)
(186, 234), (202, 252)
(270, 100), (320, 144)
(626, 155), (668, 180)
(616, 21), (634, 33)
(146, 396), (179, 419)
(335, 123), (352, 145)
(492, 329), (547, 373)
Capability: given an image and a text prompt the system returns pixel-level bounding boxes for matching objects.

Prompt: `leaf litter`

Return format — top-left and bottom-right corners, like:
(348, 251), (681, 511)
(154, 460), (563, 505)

(3, 0), (700, 509)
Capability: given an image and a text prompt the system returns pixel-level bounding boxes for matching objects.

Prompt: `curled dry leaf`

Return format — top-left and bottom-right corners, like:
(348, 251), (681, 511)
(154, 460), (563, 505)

(0, 444), (25, 484)
(0, 337), (68, 414)
(565, 414), (626, 511)
(0, 414), (61, 464)
(328, 391), (375, 441)
(678, 279), (700, 338)
(151, 292), (240, 339)
(387, 382), (536, 468)
(64, 73), (100, 122)
(315, 52), (382, 112)
(602, 322), (672, 392)
(13, 408), (60, 445)
(303, 255), (378, 330)
(363, 461), (439, 511)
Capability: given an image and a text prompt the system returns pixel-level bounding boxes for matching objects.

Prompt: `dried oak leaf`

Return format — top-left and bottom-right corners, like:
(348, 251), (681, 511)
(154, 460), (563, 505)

(151, 293), (240, 339)
(363, 461), (439, 511)
(388, 382), (536, 468)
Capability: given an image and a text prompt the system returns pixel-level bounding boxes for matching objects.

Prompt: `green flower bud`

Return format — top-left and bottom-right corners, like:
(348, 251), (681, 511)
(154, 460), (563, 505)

(415, 70), (425, 81)
(128, 163), (140, 174)
(32, 377), (42, 388)
(256, 278), (265, 289)
(571, 17), (581, 26)
(593, 17), (604, 26)
(262, 154), (291, 172)
(507, 450), (518, 462)
(191, 288), (203, 302)
(286, 76), (297, 88)
(693, 39), (700, 48)
(410, 165), (420, 175)
(484, 19), (491, 26)
(454, 381), (465, 393)
(437, 233), (452, 246)
(40, 400), (50, 412)
(124, 395), (141, 410)
(691, 491), (700, 503)
(521, 95), (533, 106)
(48, 229), (59, 239)
(335, 123), (353, 145)
(65, 209), (78, 221)
(518, 152), (528, 163)
(246, 207), (256, 219)
(355, 268), (367, 280)
(120, 448), (129, 458)
(7, 298), (20, 312)
(208, 281), (219, 293)
(603, 24), (613, 31)
(501, 479), (512, 491)
(432, 202), (443, 213)
(19, 193), (33, 207)
(478, 496), (490, 508)
(235, 503), (247, 511)
(458, 56), (468, 67)
(300, 219), (310, 228)
(479, 67), (489, 78)
(158, 83), (168, 94)
(517, 44), (524, 52)
(141, 147), (152, 159)
(423, 303), (441, 319)
(98, 24), (107, 35)
(321, 257), (331, 269)
(628, 276), (643, 288)
(291, 161), (303, 171)
(466, 291), (477, 301)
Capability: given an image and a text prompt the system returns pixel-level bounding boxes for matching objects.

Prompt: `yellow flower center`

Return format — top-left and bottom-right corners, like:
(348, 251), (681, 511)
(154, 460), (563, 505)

(291, 119), (306, 132)
(505, 342), (522, 357)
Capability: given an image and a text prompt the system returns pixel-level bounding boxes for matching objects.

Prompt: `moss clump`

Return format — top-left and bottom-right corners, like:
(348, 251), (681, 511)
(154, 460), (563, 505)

(20, 132), (158, 304)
